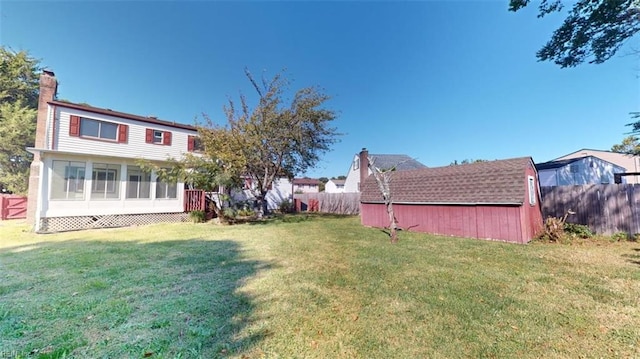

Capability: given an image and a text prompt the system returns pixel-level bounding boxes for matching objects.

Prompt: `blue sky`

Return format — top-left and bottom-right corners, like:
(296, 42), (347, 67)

(2, 1), (639, 178)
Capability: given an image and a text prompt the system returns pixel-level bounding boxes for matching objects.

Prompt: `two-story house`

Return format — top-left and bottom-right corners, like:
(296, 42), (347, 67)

(292, 177), (321, 193)
(26, 71), (201, 232)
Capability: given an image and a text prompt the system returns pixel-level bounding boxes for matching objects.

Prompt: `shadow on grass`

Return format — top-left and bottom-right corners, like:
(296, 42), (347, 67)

(0, 237), (269, 358)
(247, 212), (356, 226)
(622, 247), (640, 267)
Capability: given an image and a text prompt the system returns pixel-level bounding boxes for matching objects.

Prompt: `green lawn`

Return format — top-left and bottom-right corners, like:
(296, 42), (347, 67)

(1, 215), (639, 358)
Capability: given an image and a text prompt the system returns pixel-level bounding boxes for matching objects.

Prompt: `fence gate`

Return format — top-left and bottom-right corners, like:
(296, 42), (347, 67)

(1, 195), (28, 220)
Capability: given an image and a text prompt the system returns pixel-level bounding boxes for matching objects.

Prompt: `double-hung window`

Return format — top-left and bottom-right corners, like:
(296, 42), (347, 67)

(146, 128), (172, 145)
(69, 115), (128, 143)
(187, 135), (204, 152)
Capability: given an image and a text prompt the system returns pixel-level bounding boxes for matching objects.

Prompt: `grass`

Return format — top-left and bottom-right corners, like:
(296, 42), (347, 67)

(1, 214), (639, 358)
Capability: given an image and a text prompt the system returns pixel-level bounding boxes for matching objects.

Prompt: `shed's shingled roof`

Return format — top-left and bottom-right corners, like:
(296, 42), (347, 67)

(360, 157), (534, 205)
(368, 154), (427, 171)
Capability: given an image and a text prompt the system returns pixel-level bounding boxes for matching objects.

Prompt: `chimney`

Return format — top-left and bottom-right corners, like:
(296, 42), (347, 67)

(35, 70), (58, 149)
(359, 148), (368, 191)
(26, 70), (58, 228)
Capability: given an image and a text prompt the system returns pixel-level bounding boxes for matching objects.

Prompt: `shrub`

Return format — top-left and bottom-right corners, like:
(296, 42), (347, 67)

(222, 207), (237, 219)
(539, 216), (566, 242)
(563, 223), (593, 238)
(279, 199), (294, 213)
(189, 210), (206, 223)
(611, 232), (628, 242)
(237, 208), (255, 217)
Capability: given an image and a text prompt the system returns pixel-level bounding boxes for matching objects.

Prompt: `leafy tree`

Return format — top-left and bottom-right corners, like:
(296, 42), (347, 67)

(200, 69), (339, 215)
(509, 0), (640, 67)
(318, 177), (329, 192)
(0, 47), (42, 194)
(137, 154), (238, 219)
(611, 135), (640, 155)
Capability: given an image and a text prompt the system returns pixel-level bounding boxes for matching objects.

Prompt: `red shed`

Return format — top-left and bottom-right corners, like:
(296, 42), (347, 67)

(360, 157), (543, 244)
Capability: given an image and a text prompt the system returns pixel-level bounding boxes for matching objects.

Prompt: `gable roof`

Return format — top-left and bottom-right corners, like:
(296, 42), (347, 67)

(535, 157), (583, 171)
(553, 148), (632, 160)
(368, 154), (427, 171)
(293, 177), (320, 185)
(49, 100), (197, 131)
(536, 155), (622, 171)
(360, 157), (534, 205)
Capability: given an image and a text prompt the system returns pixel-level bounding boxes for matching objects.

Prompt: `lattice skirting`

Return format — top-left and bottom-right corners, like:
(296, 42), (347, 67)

(38, 212), (189, 233)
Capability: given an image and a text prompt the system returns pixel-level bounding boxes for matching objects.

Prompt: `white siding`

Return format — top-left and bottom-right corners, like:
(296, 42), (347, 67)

(325, 180), (345, 193)
(231, 178), (293, 210)
(344, 154), (368, 193)
(538, 157), (627, 186)
(555, 149), (640, 184)
(39, 153), (184, 219)
(53, 107), (197, 161)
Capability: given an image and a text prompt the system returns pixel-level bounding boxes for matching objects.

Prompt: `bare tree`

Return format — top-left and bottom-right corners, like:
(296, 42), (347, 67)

(367, 158), (407, 244)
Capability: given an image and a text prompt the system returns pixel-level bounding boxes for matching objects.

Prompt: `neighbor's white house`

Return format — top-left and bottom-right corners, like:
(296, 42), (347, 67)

(343, 148), (427, 192)
(535, 156), (627, 186)
(26, 71), (202, 232)
(324, 179), (345, 193)
(231, 177), (293, 210)
(554, 149), (640, 184)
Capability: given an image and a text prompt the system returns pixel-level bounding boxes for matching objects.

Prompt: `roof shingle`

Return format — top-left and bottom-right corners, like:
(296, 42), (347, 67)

(360, 157), (534, 205)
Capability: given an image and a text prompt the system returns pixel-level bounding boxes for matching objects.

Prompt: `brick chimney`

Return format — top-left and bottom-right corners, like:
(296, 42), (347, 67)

(359, 148), (369, 191)
(26, 70), (58, 227)
(34, 70), (57, 148)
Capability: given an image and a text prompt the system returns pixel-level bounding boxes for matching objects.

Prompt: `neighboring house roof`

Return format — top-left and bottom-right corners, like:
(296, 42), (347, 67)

(360, 157), (534, 205)
(293, 178), (320, 185)
(49, 100), (197, 131)
(535, 157), (583, 171)
(330, 179), (346, 185)
(368, 154), (427, 171)
(554, 148), (639, 168)
(535, 156), (620, 171)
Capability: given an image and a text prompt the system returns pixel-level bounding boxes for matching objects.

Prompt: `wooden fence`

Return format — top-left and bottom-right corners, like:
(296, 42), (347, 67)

(293, 193), (361, 215)
(0, 195), (28, 220)
(540, 184), (640, 235)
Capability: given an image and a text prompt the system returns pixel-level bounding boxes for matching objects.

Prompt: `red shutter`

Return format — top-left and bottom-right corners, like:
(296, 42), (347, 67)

(145, 128), (153, 143)
(69, 115), (80, 136)
(163, 131), (172, 146)
(118, 124), (128, 143)
(188, 135), (195, 152)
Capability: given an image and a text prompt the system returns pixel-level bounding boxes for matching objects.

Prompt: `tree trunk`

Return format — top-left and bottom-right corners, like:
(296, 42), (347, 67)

(257, 191), (269, 217)
(387, 200), (399, 244)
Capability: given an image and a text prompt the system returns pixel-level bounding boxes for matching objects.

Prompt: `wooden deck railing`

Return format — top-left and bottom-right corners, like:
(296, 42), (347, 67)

(184, 189), (206, 212)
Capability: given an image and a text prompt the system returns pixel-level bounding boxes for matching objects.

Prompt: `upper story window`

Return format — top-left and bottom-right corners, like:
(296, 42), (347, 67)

(353, 158), (360, 170)
(188, 135), (204, 152)
(69, 115), (128, 143)
(146, 128), (172, 145)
